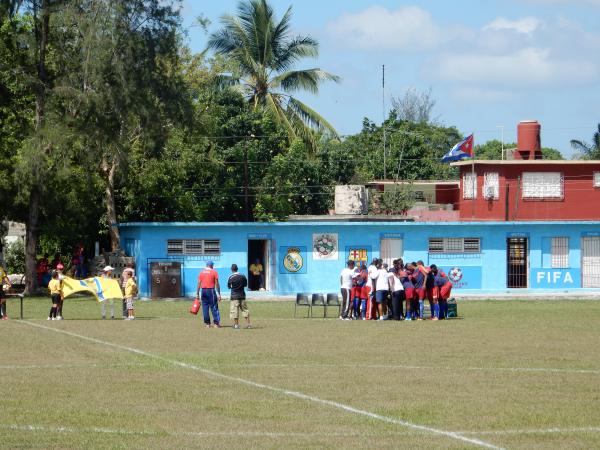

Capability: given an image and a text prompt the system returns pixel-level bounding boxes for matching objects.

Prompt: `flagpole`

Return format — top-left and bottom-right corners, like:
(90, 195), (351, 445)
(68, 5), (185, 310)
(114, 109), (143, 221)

(471, 133), (475, 218)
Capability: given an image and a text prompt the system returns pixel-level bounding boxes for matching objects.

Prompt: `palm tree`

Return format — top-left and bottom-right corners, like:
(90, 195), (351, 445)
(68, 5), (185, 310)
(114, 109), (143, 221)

(207, 0), (340, 147)
(570, 123), (600, 159)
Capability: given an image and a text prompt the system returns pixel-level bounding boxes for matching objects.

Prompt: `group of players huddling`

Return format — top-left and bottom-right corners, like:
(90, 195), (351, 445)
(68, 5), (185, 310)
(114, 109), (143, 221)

(339, 258), (452, 321)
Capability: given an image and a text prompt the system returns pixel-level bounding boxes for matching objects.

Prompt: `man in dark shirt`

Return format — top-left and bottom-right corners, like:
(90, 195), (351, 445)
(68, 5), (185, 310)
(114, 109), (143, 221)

(227, 264), (251, 329)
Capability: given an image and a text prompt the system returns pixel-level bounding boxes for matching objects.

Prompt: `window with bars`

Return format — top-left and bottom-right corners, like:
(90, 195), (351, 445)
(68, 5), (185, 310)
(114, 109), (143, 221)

(483, 172), (499, 200)
(167, 239), (221, 256)
(594, 172), (600, 188)
(462, 172), (477, 199)
(551, 237), (569, 268)
(522, 172), (563, 199)
(428, 237), (481, 254)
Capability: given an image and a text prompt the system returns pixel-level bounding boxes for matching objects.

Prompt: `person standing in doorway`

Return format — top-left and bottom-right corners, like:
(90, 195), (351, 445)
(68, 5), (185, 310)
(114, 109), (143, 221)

(196, 261), (221, 328)
(228, 264), (251, 329)
(249, 258), (264, 291)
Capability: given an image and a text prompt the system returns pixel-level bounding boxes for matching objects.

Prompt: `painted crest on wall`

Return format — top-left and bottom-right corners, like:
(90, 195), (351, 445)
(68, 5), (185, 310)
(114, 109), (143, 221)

(312, 233), (338, 260)
(279, 246), (307, 274)
(345, 246), (371, 263)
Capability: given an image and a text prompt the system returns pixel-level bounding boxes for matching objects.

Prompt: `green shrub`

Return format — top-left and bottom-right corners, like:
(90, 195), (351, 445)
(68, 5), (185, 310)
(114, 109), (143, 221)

(5, 240), (25, 274)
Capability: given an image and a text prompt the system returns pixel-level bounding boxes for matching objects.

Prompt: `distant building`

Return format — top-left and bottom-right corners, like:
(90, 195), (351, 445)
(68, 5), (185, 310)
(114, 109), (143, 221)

(119, 120), (600, 298)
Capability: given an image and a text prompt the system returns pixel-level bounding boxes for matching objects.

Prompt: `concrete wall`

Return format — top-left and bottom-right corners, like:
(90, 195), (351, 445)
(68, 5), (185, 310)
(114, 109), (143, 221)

(119, 221), (600, 297)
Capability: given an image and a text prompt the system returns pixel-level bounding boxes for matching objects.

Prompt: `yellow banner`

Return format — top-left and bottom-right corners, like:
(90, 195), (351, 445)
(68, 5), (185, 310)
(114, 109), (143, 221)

(62, 277), (123, 302)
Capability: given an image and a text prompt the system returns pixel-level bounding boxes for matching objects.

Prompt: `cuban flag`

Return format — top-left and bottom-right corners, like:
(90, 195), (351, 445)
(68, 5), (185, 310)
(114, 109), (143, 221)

(441, 134), (474, 163)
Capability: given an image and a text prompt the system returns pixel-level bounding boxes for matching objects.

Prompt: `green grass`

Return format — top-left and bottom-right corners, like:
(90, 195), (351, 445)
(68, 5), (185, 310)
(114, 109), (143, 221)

(1, 297), (599, 449)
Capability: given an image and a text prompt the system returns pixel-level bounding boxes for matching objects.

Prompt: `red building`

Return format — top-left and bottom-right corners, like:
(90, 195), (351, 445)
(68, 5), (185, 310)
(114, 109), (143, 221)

(453, 160), (600, 221)
(453, 120), (600, 221)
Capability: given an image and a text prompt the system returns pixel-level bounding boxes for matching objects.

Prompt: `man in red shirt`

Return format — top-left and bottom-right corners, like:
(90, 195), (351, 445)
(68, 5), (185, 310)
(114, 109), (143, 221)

(196, 261), (222, 328)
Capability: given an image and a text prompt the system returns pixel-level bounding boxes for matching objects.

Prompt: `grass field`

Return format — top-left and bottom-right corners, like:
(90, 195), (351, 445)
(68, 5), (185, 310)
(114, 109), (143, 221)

(1, 297), (599, 449)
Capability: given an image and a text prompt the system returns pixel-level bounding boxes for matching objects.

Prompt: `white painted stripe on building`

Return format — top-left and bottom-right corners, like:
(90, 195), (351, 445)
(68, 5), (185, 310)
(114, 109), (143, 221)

(17, 321), (502, 450)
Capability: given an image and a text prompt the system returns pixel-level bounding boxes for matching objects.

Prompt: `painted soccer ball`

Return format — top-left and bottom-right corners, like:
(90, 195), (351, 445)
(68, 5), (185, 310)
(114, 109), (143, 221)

(448, 267), (463, 283)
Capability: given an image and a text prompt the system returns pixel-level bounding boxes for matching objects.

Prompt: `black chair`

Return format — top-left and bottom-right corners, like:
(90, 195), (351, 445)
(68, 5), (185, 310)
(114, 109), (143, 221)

(325, 293), (341, 318)
(294, 293), (311, 318)
(310, 293), (326, 318)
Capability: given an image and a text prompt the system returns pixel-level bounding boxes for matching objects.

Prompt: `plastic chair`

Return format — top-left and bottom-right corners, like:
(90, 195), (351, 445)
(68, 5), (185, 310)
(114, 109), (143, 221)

(325, 293), (341, 318)
(310, 293), (326, 318)
(294, 293), (311, 318)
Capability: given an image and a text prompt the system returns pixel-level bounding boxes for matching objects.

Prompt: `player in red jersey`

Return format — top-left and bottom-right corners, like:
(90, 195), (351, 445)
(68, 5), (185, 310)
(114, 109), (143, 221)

(196, 261), (222, 328)
(431, 265), (452, 319)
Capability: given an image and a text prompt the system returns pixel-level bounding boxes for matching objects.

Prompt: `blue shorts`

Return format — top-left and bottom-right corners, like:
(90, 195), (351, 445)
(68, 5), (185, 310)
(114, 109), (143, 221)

(375, 290), (388, 303)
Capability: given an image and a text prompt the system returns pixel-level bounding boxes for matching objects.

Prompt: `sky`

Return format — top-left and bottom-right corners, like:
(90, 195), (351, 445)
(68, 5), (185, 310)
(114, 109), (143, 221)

(180, 0), (600, 158)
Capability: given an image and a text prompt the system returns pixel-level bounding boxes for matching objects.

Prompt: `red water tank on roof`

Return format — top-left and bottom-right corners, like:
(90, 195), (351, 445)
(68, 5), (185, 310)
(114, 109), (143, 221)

(515, 120), (542, 160)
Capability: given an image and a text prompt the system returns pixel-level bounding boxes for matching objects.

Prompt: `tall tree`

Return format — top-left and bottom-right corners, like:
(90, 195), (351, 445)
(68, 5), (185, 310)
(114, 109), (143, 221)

(571, 124), (600, 159)
(11, 0), (62, 294)
(207, 0), (339, 148)
(54, 0), (188, 250)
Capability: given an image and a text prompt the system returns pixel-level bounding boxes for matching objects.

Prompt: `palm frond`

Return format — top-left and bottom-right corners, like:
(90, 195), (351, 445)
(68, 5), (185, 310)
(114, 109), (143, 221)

(570, 139), (590, 152)
(274, 36), (319, 72)
(287, 97), (338, 138)
(264, 92), (296, 139)
(271, 69), (340, 94)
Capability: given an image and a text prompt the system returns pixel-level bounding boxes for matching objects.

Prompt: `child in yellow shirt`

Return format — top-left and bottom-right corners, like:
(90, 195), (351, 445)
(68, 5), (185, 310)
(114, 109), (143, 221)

(124, 271), (137, 320)
(47, 272), (63, 320)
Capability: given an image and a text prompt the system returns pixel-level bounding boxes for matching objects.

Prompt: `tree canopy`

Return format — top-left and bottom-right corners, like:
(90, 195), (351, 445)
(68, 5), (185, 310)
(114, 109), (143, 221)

(206, 0), (340, 148)
(0, 0), (583, 290)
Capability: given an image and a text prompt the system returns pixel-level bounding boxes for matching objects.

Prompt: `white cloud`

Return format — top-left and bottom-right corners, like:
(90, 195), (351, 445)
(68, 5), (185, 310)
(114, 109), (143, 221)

(428, 47), (597, 86)
(326, 5), (600, 92)
(326, 6), (444, 51)
(483, 17), (542, 35)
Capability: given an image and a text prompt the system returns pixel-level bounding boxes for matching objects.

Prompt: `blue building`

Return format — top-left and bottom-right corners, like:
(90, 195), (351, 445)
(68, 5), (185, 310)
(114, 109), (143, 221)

(118, 220), (600, 298)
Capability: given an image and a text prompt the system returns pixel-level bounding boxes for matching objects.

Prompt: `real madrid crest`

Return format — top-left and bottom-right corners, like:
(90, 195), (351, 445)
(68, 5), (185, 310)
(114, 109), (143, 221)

(283, 247), (304, 273)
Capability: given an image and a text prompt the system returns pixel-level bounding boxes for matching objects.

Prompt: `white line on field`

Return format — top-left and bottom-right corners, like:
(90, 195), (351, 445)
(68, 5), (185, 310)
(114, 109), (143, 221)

(0, 423), (423, 438)
(460, 427), (600, 435)
(221, 362), (600, 375)
(3, 423), (599, 439)
(17, 321), (502, 450)
(0, 363), (151, 370)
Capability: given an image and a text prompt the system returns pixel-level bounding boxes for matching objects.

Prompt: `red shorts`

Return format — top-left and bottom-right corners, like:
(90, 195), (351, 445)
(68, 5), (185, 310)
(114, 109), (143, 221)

(415, 288), (426, 300)
(360, 286), (370, 300)
(404, 287), (414, 301)
(440, 283), (452, 300)
(351, 287), (361, 300)
(426, 288), (435, 301)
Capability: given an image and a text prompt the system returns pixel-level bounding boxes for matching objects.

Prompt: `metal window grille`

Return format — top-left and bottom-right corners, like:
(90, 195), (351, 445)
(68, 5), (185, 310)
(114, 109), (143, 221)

(167, 240), (183, 255)
(203, 240), (221, 255)
(462, 172), (477, 199)
(445, 238), (464, 253)
(167, 239), (221, 256)
(464, 238), (481, 253)
(551, 237), (569, 268)
(582, 237), (600, 288)
(483, 172), (499, 200)
(428, 238), (480, 254)
(507, 238), (528, 288)
(428, 238), (444, 253)
(184, 240), (204, 255)
(594, 172), (600, 188)
(522, 172), (563, 199)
